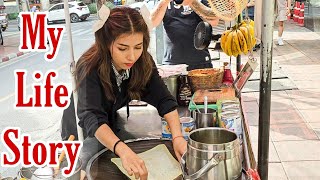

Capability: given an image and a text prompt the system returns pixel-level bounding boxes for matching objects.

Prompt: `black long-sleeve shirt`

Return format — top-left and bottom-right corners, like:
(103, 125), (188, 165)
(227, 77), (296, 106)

(75, 62), (178, 138)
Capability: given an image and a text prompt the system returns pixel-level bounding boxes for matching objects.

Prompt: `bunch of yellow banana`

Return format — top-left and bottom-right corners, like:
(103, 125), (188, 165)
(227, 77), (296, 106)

(220, 20), (256, 57)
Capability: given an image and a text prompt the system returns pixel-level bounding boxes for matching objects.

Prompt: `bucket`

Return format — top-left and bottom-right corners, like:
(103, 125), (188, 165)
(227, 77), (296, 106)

(192, 108), (218, 128)
(181, 128), (241, 180)
(18, 158), (82, 180)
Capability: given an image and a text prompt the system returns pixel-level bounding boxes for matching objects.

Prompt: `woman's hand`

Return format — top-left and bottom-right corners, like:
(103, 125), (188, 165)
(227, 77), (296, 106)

(116, 142), (148, 180)
(172, 136), (187, 162)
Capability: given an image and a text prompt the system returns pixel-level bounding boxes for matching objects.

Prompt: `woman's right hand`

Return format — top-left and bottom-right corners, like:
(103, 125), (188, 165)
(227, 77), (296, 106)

(116, 142), (148, 180)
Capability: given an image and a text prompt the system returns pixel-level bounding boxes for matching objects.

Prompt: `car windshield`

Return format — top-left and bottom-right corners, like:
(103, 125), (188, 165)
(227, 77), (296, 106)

(77, 2), (85, 6)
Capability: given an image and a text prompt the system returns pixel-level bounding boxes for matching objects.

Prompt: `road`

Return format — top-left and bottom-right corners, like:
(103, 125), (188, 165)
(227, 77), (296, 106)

(0, 16), (96, 177)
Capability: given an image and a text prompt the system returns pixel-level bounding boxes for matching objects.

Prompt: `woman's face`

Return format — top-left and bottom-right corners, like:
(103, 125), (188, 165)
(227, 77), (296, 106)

(110, 33), (144, 72)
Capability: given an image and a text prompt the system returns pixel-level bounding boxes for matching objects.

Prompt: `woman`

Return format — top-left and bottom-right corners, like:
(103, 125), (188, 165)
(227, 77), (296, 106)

(73, 6), (187, 179)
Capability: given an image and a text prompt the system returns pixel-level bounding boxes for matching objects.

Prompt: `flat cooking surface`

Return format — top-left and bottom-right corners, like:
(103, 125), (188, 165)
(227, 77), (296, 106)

(87, 139), (176, 180)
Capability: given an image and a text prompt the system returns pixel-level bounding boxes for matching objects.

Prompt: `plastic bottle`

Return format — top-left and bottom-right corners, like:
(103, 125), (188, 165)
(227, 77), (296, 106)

(222, 62), (234, 87)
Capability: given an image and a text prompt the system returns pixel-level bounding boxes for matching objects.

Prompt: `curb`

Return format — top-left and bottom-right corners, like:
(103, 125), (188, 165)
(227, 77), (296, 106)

(1, 51), (30, 63)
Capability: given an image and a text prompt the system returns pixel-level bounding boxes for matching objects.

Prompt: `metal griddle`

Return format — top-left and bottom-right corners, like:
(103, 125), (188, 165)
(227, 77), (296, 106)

(86, 138), (178, 180)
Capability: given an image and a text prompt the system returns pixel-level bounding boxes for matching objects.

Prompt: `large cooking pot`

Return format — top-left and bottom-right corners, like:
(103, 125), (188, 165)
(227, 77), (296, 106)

(181, 128), (241, 180)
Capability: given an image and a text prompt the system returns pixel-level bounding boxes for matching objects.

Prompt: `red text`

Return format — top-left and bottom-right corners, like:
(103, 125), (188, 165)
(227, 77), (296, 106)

(15, 70), (70, 108)
(0, 128), (82, 177)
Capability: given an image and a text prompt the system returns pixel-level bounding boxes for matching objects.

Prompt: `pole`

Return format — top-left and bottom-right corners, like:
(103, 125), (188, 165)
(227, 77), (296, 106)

(64, 0), (84, 141)
(154, 0), (164, 65)
(20, 0), (30, 12)
(156, 22), (164, 64)
(236, 14), (242, 73)
(40, 0), (50, 11)
(258, 0), (275, 179)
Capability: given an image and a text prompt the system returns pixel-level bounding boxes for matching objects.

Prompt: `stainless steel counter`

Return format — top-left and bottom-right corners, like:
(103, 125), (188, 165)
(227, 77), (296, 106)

(116, 105), (191, 140)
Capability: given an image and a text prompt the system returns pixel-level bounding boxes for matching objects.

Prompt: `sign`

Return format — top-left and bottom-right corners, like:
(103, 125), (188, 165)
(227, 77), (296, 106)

(233, 56), (259, 95)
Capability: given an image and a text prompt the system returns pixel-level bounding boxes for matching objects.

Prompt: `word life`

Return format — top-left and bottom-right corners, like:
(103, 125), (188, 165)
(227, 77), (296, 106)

(15, 70), (70, 108)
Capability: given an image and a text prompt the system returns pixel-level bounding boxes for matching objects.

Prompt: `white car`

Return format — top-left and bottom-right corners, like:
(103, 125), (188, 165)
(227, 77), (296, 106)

(47, 1), (90, 23)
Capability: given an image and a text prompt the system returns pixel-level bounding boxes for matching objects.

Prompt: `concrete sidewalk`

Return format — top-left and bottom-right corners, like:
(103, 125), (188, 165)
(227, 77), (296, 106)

(219, 20), (320, 179)
(0, 30), (29, 62)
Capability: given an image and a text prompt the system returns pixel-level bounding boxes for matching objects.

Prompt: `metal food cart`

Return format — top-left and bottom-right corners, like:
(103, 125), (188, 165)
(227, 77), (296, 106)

(61, 0), (276, 179)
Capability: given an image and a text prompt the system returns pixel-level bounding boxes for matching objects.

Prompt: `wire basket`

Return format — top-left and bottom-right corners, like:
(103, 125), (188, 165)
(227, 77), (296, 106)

(188, 68), (224, 91)
(207, 0), (248, 21)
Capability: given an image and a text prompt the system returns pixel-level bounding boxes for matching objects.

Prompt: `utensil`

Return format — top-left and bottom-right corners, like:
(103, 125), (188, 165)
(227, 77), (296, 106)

(204, 96), (208, 114)
(54, 135), (75, 176)
(31, 167), (53, 180)
(190, 98), (201, 113)
(192, 108), (217, 128)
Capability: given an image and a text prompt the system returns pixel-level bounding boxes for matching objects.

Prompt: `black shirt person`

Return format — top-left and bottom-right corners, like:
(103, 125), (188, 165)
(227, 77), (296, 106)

(151, 0), (219, 70)
(61, 6), (187, 180)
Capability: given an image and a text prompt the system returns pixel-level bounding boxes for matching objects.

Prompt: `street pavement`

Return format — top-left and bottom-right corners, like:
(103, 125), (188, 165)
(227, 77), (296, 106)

(1, 16), (320, 179)
(220, 20), (320, 179)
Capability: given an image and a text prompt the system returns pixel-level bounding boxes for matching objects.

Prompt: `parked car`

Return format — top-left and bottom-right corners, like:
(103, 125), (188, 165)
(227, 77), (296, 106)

(46, 1), (90, 23)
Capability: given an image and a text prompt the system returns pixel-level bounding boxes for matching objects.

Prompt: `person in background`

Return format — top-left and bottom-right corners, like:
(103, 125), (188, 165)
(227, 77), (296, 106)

(61, 6), (187, 180)
(245, 0), (255, 20)
(276, 0), (291, 46)
(36, 5), (40, 12)
(151, 0), (219, 71)
(30, 6), (37, 12)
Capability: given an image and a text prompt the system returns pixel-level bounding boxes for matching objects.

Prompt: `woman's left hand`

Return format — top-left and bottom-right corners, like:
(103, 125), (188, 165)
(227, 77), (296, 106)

(172, 136), (187, 162)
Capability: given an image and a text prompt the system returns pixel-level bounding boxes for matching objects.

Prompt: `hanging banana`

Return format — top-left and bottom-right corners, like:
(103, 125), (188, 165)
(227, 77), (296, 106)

(220, 20), (256, 57)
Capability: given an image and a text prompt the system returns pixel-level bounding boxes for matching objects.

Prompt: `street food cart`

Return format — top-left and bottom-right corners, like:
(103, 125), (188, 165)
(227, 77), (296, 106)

(59, 0), (275, 179)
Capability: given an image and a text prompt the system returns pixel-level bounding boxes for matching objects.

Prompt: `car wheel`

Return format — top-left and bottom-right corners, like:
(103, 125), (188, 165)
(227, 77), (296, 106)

(70, 14), (79, 23)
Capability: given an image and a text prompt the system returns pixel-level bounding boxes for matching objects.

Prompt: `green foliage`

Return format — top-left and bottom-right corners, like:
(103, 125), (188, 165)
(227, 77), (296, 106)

(8, 13), (19, 20)
(87, 3), (97, 14)
(105, 1), (116, 9)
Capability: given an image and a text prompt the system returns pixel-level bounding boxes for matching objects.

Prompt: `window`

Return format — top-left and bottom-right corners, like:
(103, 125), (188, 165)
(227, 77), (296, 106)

(78, 2), (85, 6)
(50, 4), (64, 11)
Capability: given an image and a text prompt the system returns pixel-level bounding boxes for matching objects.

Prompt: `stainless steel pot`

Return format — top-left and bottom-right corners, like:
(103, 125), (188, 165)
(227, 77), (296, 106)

(192, 108), (218, 128)
(18, 158), (82, 180)
(181, 128), (241, 180)
(162, 75), (179, 99)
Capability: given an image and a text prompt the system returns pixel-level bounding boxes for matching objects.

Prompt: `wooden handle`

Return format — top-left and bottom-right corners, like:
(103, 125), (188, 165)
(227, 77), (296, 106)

(54, 135), (75, 172)
(58, 135), (75, 165)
